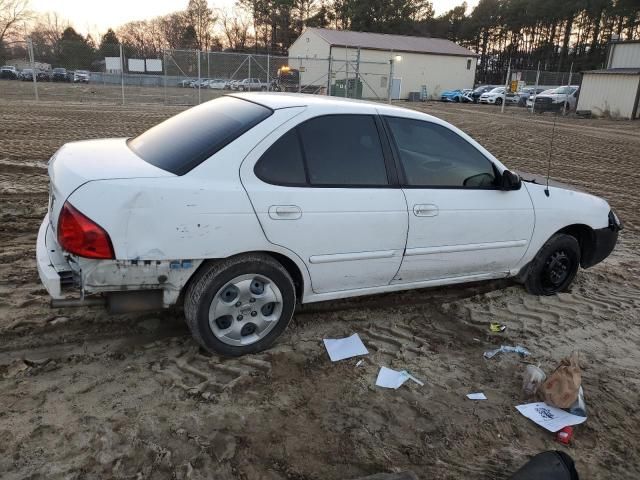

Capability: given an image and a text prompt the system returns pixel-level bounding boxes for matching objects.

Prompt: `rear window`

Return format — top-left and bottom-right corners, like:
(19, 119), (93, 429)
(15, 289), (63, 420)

(128, 96), (272, 175)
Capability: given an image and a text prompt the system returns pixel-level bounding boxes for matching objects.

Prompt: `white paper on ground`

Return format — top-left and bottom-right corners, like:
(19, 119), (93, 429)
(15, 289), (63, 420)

(375, 367), (424, 389)
(323, 333), (368, 362)
(515, 402), (588, 432)
(467, 392), (487, 400)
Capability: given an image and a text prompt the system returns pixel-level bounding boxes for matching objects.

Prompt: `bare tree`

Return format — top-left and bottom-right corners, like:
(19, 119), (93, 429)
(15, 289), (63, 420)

(186, 0), (217, 50)
(220, 8), (251, 51)
(0, 0), (32, 44)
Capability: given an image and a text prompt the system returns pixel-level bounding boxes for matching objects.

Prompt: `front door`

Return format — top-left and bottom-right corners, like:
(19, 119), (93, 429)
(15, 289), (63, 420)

(241, 113), (408, 293)
(383, 115), (535, 283)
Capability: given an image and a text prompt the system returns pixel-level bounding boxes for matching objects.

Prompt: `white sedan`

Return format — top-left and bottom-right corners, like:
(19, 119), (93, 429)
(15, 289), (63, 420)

(208, 78), (227, 90)
(37, 93), (621, 356)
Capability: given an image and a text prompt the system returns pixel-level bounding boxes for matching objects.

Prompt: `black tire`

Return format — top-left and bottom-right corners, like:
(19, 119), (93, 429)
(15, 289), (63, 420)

(184, 254), (296, 356)
(524, 234), (580, 296)
(495, 97), (503, 106)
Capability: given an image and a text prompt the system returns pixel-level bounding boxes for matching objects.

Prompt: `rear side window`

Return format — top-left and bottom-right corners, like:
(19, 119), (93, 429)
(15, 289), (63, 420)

(298, 115), (388, 186)
(254, 129), (306, 185)
(128, 96), (272, 175)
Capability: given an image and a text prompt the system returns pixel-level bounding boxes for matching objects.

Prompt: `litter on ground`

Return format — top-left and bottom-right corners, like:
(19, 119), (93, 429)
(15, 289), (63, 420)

(323, 333), (369, 362)
(515, 402), (588, 432)
(467, 392), (487, 400)
(483, 345), (531, 359)
(375, 367), (424, 389)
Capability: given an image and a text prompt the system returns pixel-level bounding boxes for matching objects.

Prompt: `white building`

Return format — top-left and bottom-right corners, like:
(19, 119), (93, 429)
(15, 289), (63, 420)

(288, 28), (478, 100)
(577, 40), (640, 120)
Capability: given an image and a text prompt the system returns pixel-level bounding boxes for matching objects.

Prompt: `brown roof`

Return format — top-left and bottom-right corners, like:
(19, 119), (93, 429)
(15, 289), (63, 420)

(307, 28), (478, 57)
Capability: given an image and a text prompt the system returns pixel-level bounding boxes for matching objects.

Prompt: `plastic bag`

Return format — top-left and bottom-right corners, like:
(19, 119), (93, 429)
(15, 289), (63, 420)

(522, 364), (546, 397)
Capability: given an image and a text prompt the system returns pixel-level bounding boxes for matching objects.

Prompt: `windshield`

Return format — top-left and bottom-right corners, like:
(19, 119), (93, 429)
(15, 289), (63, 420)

(128, 96), (272, 175)
(489, 87), (504, 93)
(53, 68), (65, 73)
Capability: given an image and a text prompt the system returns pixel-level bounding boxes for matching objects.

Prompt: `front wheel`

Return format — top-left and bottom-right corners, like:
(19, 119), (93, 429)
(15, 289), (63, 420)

(184, 254), (296, 356)
(524, 234), (580, 296)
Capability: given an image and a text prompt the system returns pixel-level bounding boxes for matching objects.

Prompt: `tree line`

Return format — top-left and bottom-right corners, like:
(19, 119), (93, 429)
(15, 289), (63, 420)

(1, 0), (639, 81)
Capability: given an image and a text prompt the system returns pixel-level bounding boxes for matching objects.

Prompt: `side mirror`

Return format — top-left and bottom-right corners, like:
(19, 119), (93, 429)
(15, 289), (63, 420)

(500, 170), (522, 191)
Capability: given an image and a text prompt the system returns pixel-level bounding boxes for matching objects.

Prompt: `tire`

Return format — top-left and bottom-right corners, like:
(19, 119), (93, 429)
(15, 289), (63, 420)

(524, 234), (580, 296)
(184, 254), (296, 356)
(495, 97), (503, 106)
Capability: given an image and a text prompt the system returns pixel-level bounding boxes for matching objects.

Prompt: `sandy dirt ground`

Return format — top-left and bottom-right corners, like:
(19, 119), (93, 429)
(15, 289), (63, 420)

(1, 83), (639, 479)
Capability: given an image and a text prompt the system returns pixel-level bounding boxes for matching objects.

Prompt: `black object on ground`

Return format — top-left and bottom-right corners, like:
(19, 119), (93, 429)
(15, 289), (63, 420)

(510, 451), (579, 480)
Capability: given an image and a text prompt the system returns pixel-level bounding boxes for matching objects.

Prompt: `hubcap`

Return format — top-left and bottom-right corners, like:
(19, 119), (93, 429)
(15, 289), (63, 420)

(542, 250), (571, 291)
(208, 274), (283, 346)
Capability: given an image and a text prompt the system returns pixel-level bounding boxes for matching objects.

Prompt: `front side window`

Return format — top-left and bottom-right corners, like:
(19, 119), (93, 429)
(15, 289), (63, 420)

(297, 115), (388, 186)
(385, 116), (496, 188)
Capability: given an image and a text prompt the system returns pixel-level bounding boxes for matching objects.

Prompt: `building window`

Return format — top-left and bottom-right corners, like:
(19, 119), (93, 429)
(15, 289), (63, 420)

(467, 59), (472, 70)
(380, 76), (388, 88)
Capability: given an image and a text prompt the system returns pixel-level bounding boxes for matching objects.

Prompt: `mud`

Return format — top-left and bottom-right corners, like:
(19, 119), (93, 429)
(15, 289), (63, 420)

(1, 90), (639, 479)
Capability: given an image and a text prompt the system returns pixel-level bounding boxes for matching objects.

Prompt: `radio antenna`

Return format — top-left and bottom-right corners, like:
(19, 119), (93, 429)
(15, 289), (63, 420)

(545, 112), (558, 197)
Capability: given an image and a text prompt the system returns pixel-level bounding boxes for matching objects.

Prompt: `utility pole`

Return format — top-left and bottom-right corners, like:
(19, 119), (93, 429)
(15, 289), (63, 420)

(27, 37), (38, 101)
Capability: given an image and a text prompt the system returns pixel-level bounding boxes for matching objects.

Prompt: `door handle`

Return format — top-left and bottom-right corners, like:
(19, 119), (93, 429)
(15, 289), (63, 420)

(268, 205), (302, 220)
(413, 204), (439, 217)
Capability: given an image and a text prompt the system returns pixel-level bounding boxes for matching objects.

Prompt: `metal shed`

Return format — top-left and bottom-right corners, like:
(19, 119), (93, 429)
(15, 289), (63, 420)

(577, 69), (640, 119)
(288, 28), (478, 101)
(576, 40), (640, 120)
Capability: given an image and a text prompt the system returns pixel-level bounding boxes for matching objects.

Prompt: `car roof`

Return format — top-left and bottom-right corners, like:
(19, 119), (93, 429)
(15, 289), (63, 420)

(231, 92), (397, 111)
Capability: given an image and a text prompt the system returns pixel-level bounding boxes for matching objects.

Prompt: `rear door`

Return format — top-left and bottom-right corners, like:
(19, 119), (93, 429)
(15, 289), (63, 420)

(241, 112), (408, 294)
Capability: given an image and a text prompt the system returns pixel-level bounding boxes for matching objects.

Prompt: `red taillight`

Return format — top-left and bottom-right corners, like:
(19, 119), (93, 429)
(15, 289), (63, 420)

(57, 202), (115, 259)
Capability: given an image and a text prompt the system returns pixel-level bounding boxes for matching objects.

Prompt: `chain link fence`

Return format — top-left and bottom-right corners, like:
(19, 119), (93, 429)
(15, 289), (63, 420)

(1, 39), (394, 106)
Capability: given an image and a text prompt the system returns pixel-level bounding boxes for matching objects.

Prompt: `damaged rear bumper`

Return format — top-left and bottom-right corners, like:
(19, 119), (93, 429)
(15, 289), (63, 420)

(36, 215), (202, 309)
(36, 214), (74, 299)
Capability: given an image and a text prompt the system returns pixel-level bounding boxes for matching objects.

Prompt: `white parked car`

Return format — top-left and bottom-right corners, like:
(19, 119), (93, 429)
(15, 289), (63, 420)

(208, 78), (227, 90)
(37, 93), (621, 356)
(529, 86), (580, 113)
(479, 87), (506, 105)
(237, 78), (266, 91)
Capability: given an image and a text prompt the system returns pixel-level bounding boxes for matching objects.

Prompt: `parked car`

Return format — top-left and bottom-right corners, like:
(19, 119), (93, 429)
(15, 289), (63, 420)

(73, 70), (90, 83)
(440, 89), (472, 103)
(36, 93), (621, 356)
(179, 78), (194, 88)
(192, 78), (211, 88)
(19, 69), (34, 81)
(236, 78), (266, 91)
(1, 65), (18, 79)
(531, 86), (580, 113)
(226, 79), (240, 90)
(515, 87), (546, 107)
(479, 87), (507, 105)
(36, 70), (50, 81)
(470, 85), (499, 103)
(52, 68), (71, 82)
(208, 78), (227, 90)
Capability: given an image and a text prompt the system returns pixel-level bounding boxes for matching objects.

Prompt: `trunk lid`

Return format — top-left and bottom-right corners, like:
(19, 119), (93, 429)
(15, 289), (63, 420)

(48, 138), (173, 234)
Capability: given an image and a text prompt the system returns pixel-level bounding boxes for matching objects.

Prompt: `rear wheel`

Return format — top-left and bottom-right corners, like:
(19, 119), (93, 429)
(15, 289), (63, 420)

(524, 234), (580, 295)
(184, 254), (296, 356)
(495, 97), (503, 106)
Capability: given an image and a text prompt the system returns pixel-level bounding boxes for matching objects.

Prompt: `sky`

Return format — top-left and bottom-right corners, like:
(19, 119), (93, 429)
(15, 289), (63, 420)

(31, 0), (480, 37)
